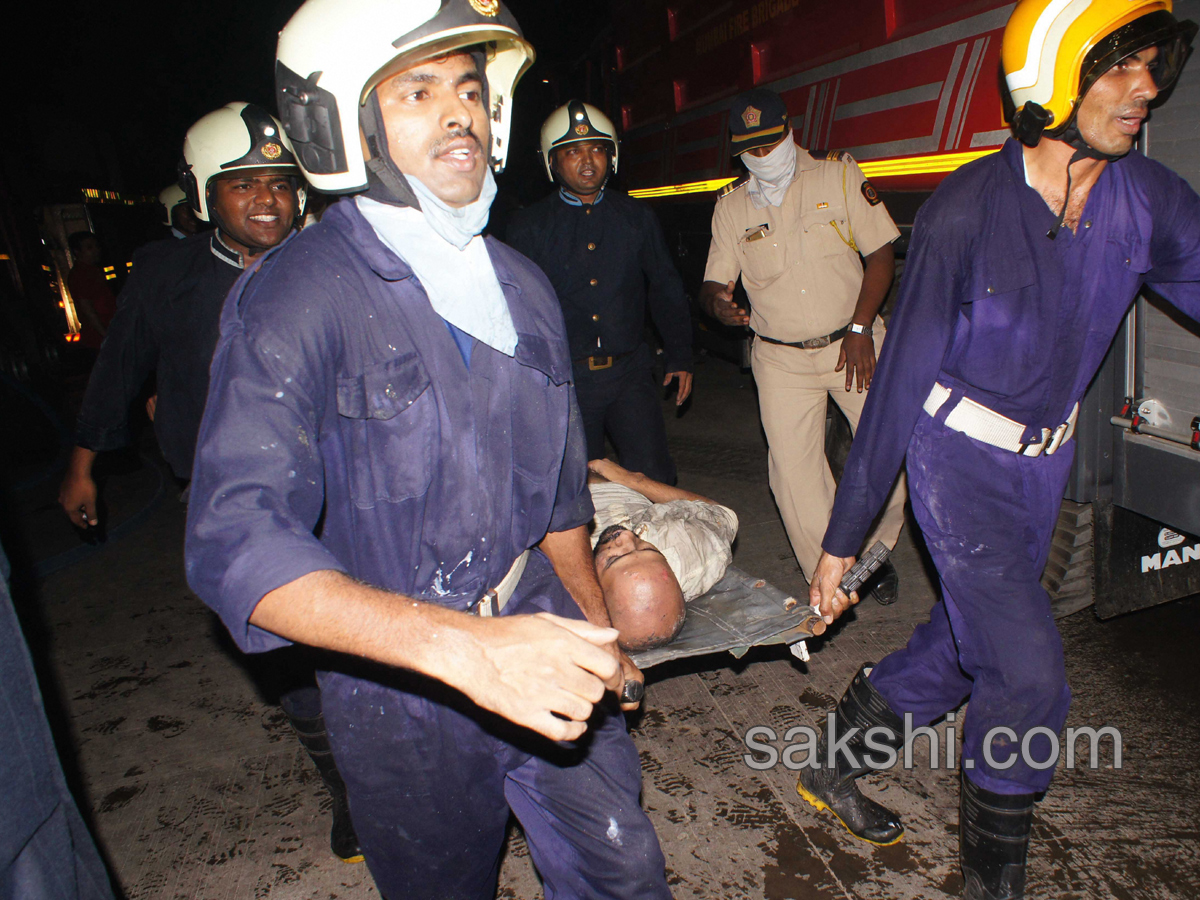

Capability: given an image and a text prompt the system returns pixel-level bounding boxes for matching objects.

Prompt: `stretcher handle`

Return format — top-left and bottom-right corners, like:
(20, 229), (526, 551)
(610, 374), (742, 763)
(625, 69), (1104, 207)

(838, 541), (890, 596)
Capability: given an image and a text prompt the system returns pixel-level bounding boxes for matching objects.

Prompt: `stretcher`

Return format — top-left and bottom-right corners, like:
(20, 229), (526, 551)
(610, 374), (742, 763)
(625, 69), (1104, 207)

(627, 542), (890, 671)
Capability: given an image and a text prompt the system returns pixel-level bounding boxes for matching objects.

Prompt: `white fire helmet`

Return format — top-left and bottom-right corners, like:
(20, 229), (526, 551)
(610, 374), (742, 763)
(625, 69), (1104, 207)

(179, 102), (306, 223)
(539, 100), (619, 181)
(275, 0), (535, 195)
(158, 184), (187, 227)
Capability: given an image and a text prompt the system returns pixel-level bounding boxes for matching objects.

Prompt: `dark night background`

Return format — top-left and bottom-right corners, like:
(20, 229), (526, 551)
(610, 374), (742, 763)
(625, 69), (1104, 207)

(6, 0), (615, 209)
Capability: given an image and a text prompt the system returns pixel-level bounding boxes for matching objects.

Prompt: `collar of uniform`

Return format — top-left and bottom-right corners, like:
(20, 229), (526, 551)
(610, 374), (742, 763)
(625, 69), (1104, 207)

(211, 232), (246, 269)
(558, 186), (605, 207)
(999, 137), (1027, 184)
(794, 145), (822, 173)
(327, 196), (418, 281)
(329, 197), (568, 382)
(485, 242), (571, 385)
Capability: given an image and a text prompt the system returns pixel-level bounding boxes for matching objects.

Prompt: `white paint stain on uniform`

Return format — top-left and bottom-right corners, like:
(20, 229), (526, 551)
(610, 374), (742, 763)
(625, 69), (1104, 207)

(430, 550), (474, 596)
(606, 818), (623, 846)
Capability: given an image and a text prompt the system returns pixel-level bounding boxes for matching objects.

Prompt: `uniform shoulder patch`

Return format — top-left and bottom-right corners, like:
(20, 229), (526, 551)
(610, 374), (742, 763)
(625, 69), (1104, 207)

(861, 179), (882, 206)
(718, 175), (749, 198)
(808, 149), (853, 163)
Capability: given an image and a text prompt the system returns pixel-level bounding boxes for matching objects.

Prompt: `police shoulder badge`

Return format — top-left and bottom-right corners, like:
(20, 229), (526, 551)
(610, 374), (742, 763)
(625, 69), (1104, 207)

(261, 142), (283, 160)
(742, 105), (762, 129)
(469, 0), (499, 15)
(861, 180), (882, 206)
(718, 175), (749, 198)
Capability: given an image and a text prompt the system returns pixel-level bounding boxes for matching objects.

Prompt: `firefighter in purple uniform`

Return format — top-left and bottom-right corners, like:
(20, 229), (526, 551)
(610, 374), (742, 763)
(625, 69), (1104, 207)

(802, 1), (1200, 897)
(184, 1), (669, 898)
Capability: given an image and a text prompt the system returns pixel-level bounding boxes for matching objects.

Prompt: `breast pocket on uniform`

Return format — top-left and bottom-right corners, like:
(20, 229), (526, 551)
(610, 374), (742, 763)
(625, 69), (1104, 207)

(1106, 236), (1151, 275)
(799, 208), (852, 257)
(739, 225), (786, 282)
(965, 249), (1036, 304)
(336, 353), (435, 509)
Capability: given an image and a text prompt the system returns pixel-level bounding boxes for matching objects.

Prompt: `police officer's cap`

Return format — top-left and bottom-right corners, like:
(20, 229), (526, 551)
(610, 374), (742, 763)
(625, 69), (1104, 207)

(728, 89), (790, 155)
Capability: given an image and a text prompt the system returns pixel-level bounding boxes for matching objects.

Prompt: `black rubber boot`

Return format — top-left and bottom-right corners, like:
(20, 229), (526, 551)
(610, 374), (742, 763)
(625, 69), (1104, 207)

(867, 561), (900, 606)
(286, 710), (364, 864)
(960, 774), (1035, 899)
(797, 665), (905, 845)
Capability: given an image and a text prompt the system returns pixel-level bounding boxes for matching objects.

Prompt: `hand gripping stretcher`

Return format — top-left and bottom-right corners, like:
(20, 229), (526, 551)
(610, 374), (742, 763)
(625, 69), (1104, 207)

(627, 542), (891, 671)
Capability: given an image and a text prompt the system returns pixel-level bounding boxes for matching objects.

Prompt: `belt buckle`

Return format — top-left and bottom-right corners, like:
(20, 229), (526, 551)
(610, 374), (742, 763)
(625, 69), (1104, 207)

(475, 589), (498, 618)
(588, 355), (613, 371)
(1045, 421), (1070, 456)
(1018, 427), (1053, 457)
(801, 337), (825, 350)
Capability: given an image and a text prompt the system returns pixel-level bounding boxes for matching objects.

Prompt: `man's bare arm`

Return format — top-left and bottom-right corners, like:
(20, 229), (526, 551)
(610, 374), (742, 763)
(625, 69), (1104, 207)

(250, 569), (621, 741)
(836, 243), (895, 392)
(538, 525), (611, 627)
(538, 524), (645, 709)
(588, 458), (715, 505)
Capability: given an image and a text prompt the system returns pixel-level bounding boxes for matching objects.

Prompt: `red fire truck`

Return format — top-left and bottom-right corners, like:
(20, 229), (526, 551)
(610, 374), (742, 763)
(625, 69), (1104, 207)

(603, 0), (1200, 619)
(614, 0), (1013, 202)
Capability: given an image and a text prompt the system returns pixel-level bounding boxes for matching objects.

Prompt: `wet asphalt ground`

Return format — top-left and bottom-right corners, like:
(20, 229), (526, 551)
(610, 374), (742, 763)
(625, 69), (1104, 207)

(3, 351), (1199, 899)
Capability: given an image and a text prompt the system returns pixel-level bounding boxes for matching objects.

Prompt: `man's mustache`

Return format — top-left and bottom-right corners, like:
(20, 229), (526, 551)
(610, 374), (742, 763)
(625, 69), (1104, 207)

(429, 128), (484, 159)
(594, 524), (630, 551)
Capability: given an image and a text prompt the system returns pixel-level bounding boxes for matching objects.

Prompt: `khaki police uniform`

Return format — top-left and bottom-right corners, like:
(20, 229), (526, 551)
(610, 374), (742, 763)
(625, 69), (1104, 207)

(703, 146), (908, 579)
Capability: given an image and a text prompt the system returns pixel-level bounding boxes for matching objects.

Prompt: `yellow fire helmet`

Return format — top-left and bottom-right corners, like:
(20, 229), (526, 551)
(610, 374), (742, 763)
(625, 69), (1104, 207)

(539, 101), (619, 181)
(1003, 0), (1197, 147)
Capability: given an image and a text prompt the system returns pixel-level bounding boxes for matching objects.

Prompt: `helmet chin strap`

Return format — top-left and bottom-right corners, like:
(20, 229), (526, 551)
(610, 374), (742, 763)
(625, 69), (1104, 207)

(210, 208), (270, 258)
(359, 93), (422, 210)
(1046, 122), (1128, 240)
(358, 48), (490, 209)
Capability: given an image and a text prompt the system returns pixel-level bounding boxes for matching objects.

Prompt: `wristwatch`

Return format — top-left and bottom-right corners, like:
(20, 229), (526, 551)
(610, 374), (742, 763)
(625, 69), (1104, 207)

(848, 322), (873, 336)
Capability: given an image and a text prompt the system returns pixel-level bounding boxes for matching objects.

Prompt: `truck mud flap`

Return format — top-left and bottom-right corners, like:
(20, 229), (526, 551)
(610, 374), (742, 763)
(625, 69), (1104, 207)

(1093, 499), (1200, 619)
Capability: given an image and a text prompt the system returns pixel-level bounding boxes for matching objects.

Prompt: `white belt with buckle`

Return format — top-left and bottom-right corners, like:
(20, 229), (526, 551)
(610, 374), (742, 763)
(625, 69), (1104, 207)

(923, 383), (1078, 457)
(473, 550), (529, 617)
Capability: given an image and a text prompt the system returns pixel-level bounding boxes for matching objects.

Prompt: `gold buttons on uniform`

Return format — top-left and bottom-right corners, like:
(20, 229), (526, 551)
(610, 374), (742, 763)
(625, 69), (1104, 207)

(587, 242), (596, 250)
(590, 278), (599, 286)
(592, 314), (600, 321)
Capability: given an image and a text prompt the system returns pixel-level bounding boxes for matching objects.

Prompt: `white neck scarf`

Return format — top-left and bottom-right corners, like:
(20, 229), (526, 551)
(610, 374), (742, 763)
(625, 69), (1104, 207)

(742, 137), (797, 209)
(356, 170), (518, 357)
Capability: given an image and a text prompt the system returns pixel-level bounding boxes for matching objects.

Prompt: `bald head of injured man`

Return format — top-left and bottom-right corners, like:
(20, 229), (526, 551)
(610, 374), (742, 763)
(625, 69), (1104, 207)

(592, 524), (687, 651)
(586, 458), (740, 652)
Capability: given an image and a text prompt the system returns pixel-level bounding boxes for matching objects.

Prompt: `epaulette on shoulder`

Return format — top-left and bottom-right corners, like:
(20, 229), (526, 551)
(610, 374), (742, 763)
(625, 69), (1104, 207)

(809, 149), (854, 163)
(718, 175), (749, 198)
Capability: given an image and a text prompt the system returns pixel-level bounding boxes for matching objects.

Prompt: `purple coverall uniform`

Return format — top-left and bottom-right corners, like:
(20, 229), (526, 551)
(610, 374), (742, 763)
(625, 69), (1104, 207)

(823, 139), (1200, 794)
(184, 199), (669, 899)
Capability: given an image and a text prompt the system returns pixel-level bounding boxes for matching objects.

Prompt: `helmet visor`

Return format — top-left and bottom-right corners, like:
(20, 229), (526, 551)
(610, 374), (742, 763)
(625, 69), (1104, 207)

(1079, 11), (1198, 103)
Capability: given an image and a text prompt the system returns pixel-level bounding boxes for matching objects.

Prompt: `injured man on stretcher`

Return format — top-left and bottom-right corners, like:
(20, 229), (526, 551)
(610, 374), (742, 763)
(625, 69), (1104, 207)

(587, 458), (739, 651)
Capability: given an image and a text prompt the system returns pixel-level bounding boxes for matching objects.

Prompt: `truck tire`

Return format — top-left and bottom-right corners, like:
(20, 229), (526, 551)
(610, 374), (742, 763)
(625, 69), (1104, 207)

(1042, 499), (1095, 619)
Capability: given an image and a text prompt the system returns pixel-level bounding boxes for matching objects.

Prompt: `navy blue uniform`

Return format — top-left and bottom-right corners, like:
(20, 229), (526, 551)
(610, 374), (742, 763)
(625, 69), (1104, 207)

(75, 234), (244, 479)
(185, 199), (668, 899)
(0, 545), (114, 900)
(508, 189), (693, 483)
(824, 140), (1200, 794)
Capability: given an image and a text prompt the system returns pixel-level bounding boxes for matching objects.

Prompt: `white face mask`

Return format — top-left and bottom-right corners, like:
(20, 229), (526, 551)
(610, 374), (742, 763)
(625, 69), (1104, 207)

(741, 134), (796, 208)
